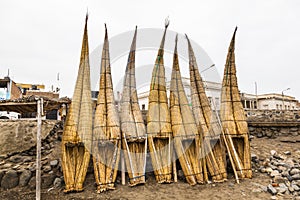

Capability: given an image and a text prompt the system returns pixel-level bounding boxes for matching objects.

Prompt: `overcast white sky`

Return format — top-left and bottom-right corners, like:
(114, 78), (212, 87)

(0, 0), (299, 99)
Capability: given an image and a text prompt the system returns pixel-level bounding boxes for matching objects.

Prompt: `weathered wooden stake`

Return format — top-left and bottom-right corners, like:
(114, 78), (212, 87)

(36, 98), (43, 200)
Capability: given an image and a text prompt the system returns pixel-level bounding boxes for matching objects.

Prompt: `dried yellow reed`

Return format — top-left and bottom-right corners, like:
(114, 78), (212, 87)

(220, 27), (252, 179)
(186, 34), (227, 183)
(61, 14), (93, 193)
(170, 35), (203, 185)
(92, 24), (121, 193)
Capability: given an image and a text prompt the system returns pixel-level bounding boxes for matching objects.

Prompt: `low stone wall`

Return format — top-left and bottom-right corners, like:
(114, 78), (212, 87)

(0, 120), (64, 190)
(246, 109), (300, 122)
(248, 125), (300, 138)
(247, 110), (300, 138)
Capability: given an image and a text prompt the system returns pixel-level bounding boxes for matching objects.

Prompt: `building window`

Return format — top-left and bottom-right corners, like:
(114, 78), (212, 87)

(280, 105), (282, 110)
(142, 104), (145, 110)
(276, 104), (279, 110)
(215, 97), (219, 109)
(208, 97), (212, 105)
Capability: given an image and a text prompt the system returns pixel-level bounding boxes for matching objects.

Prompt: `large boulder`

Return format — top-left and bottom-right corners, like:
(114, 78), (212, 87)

(19, 170), (32, 187)
(1, 170), (19, 189)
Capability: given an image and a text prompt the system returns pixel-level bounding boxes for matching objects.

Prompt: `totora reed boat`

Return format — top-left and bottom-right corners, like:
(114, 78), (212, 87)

(220, 27), (252, 179)
(61, 14), (93, 193)
(147, 19), (174, 183)
(120, 26), (148, 186)
(186, 35), (227, 183)
(169, 35), (204, 185)
(92, 24), (121, 193)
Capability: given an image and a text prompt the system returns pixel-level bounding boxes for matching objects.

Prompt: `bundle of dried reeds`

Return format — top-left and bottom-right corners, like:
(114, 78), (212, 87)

(147, 19), (173, 183)
(61, 14), (93, 193)
(170, 35), (204, 185)
(220, 27), (252, 179)
(120, 27), (147, 186)
(92, 25), (121, 193)
(186, 35), (227, 182)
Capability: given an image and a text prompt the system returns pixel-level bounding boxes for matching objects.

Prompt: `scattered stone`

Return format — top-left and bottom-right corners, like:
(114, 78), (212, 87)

(23, 156), (32, 163)
(252, 188), (262, 193)
(257, 132), (263, 138)
(267, 184), (277, 195)
(50, 160), (58, 167)
(273, 154), (284, 160)
(277, 183), (287, 194)
(270, 170), (280, 177)
(290, 168), (300, 175)
(270, 196), (277, 200)
(292, 174), (300, 180)
(288, 186), (294, 193)
(287, 175), (294, 182)
(266, 167), (273, 174)
(292, 184), (300, 191)
(2, 163), (12, 168)
(270, 150), (277, 156)
(12, 164), (20, 170)
(281, 171), (289, 177)
(0, 170), (5, 183)
(41, 175), (56, 189)
(53, 177), (62, 188)
(9, 155), (24, 163)
(273, 175), (286, 183)
(1, 170), (19, 189)
(43, 165), (51, 173)
(19, 170), (32, 187)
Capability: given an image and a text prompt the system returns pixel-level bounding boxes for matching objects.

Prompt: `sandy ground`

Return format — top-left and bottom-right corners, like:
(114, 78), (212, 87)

(1, 136), (299, 200)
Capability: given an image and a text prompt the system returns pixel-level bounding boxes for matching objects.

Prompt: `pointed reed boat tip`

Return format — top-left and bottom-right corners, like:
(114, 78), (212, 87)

(175, 33), (178, 43)
(165, 16), (170, 29)
(233, 26), (238, 38)
(104, 23), (108, 37)
(184, 33), (189, 39)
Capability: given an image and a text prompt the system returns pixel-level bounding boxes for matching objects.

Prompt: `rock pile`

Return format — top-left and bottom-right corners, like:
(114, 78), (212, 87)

(252, 150), (300, 197)
(0, 121), (64, 190)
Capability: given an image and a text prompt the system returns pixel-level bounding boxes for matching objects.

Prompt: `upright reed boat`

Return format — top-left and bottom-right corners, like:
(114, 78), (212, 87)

(147, 20), (173, 183)
(186, 35), (227, 182)
(220, 27), (252, 179)
(61, 15), (93, 193)
(120, 27), (147, 186)
(170, 35), (204, 185)
(92, 25), (121, 193)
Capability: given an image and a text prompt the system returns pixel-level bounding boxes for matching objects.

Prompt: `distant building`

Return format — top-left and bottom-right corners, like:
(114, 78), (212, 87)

(0, 77), (22, 100)
(16, 83), (59, 99)
(138, 77), (222, 111)
(241, 93), (299, 110)
(0, 76), (61, 120)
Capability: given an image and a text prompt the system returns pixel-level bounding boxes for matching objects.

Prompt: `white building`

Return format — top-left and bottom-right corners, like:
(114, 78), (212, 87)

(138, 77), (222, 111)
(240, 93), (299, 110)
